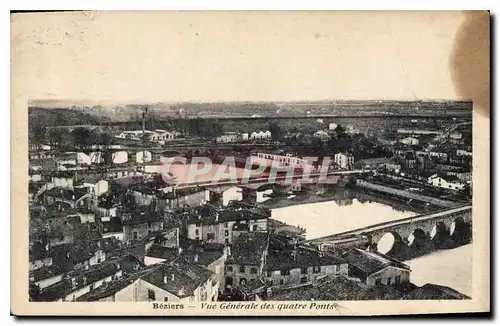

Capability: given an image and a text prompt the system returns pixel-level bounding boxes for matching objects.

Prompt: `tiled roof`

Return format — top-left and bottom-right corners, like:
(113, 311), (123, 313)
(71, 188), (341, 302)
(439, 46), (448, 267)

(269, 276), (367, 301)
(121, 209), (163, 225)
(402, 283), (470, 300)
(265, 249), (346, 270)
(342, 249), (410, 275)
(140, 261), (213, 298)
(39, 261), (121, 301)
(145, 245), (179, 262)
(227, 232), (269, 265)
(180, 249), (224, 266)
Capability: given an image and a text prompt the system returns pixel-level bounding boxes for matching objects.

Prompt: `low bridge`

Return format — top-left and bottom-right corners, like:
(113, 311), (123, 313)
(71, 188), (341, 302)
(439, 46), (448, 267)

(307, 205), (472, 255)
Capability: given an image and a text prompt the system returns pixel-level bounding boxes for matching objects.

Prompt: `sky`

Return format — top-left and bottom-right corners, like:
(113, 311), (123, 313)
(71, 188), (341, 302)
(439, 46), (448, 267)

(11, 11), (480, 104)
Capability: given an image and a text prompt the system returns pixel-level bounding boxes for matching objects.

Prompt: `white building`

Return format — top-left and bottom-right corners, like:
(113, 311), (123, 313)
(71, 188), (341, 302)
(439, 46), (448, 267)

(253, 152), (313, 170)
(329, 123), (338, 130)
(427, 174), (465, 191)
(314, 130), (330, 140)
(334, 152), (354, 170)
(250, 130), (272, 140)
(216, 132), (241, 143)
(400, 137), (419, 146)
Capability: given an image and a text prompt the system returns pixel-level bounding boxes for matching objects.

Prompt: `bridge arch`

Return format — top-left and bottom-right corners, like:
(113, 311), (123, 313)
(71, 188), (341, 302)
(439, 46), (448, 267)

(430, 222), (448, 241)
(450, 217), (471, 244)
(407, 228), (427, 247)
(376, 231), (403, 255)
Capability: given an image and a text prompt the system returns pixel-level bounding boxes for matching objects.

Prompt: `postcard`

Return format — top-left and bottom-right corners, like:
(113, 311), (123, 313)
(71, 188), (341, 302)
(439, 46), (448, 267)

(11, 10), (490, 316)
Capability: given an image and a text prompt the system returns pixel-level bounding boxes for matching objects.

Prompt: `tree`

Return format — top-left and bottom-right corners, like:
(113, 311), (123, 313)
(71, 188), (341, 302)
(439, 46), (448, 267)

(269, 121), (282, 141)
(29, 282), (41, 301)
(47, 128), (65, 150)
(71, 127), (91, 151)
(29, 123), (46, 150)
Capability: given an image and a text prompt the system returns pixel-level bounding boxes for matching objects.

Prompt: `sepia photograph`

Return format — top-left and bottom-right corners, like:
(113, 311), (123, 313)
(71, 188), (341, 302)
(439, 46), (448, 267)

(11, 10), (490, 316)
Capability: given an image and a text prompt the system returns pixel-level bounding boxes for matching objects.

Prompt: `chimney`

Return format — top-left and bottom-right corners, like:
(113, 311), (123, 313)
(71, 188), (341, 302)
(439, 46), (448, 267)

(163, 275), (168, 284)
(171, 273), (175, 282)
(177, 286), (185, 297)
(194, 254), (199, 263)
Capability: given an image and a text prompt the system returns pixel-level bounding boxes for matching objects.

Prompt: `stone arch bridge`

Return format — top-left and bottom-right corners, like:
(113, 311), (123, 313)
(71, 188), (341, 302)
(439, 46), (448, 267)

(308, 205), (472, 254)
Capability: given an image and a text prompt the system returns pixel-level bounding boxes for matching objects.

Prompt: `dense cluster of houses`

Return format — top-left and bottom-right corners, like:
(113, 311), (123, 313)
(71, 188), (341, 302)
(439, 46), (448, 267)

(215, 130), (272, 143)
(29, 146), (424, 302)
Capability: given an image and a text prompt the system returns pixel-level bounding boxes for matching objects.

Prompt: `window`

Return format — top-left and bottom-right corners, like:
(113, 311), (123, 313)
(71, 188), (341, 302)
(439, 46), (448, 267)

(148, 289), (155, 301)
(279, 279), (284, 285)
(148, 222), (152, 228)
(266, 270), (272, 277)
(226, 266), (233, 273)
(224, 223), (228, 228)
(250, 268), (257, 274)
(280, 269), (290, 276)
(252, 225), (258, 231)
(386, 278), (392, 285)
(224, 230), (229, 237)
(300, 276), (308, 284)
(195, 229), (199, 236)
(239, 265), (245, 273)
(395, 276), (401, 284)
(207, 233), (215, 241)
(225, 239), (229, 245)
(89, 284), (94, 291)
(301, 267), (308, 274)
(133, 232), (138, 241)
(375, 278), (382, 286)
(312, 266), (321, 274)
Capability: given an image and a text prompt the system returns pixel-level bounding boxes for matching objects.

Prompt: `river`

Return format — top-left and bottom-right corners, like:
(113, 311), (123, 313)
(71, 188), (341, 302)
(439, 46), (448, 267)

(270, 198), (472, 297)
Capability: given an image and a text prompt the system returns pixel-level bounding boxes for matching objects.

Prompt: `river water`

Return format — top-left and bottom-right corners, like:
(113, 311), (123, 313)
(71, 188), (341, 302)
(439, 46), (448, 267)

(271, 197), (472, 297)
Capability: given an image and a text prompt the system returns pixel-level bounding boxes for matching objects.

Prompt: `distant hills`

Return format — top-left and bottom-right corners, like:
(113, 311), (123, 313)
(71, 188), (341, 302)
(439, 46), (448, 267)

(29, 100), (472, 126)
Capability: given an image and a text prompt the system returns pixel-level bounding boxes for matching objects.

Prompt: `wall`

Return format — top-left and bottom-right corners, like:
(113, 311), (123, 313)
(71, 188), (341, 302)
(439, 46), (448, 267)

(29, 257), (53, 271)
(36, 274), (64, 290)
(225, 263), (261, 287)
(144, 256), (167, 266)
(123, 221), (164, 242)
(365, 266), (410, 287)
(265, 264), (347, 286)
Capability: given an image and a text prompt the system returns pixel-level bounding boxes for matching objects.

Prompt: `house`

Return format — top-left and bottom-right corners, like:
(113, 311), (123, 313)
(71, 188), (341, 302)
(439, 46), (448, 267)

(427, 174), (466, 191)
(429, 148), (449, 162)
(112, 151), (129, 164)
(400, 137), (419, 146)
(342, 249), (411, 287)
(144, 245), (181, 266)
(121, 208), (164, 243)
(180, 243), (227, 288)
(225, 232), (270, 288)
(266, 275), (369, 301)
(216, 132), (241, 143)
(133, 261), (218, 302)
(328, 123), (338, 130)
(74, 174), (109, 198)
(38, 259), (124, 302)
(42, 188), (91, 209)
(186, 203), (270, 245)
(264, 247), (348, 287)
(250, 130), (272, 140)
(253, 152), (314, 170)
(353, 157), (394, 170)
(153, 129), (175, 142)
(456, 148), (473, 157)
(333, 152), (354, 170)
